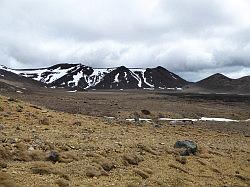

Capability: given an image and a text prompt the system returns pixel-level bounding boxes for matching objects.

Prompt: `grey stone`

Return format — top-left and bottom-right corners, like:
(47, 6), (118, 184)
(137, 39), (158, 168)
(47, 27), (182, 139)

(0, 124), (4, 130)
(48, 150), (60, 162)
(174, 140), (197, 156)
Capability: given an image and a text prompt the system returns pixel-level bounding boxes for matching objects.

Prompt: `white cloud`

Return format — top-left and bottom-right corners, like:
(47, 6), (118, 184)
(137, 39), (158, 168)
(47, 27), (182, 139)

(0, 0), (249, 81)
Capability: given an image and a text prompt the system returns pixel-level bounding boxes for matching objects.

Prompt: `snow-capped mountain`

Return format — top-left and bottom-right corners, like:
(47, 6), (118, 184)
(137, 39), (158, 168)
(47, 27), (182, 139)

(0, 63), (188, 90)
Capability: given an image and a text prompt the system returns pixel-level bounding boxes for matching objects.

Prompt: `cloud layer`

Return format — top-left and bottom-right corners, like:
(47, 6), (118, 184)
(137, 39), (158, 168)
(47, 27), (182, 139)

(0, 0), (249, 81)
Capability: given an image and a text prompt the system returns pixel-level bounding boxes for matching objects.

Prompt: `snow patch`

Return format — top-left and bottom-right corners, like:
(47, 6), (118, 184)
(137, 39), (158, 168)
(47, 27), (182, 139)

(170, 73), (177, 80)
(132, 69), (154, 88)
(114, 73), (119, 83)
(104, 116), (116, 119)
(85, 68), (113, 88)
(124, 117), (242, 123)
(68, 72), (83, 86)
(130, 70), (142, 87)
(67, 90), (77, 93)
(126, 118), (152, 122)
(200, 117), (239, 122)
(159, 118), (198, 122)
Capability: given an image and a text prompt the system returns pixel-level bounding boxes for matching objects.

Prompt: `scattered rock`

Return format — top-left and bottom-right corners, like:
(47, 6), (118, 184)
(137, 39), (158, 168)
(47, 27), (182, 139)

(0, 145), (12, 160)
(59, 151), (78, 163)
(174, 140), (197, 156)
(210, 167), (221, 174)
(55, 179), (70, 187)
(39, 118), (50, 125)
(123, 153), (144, 165)
(0, 124), (4, 130)
(30, 105), (42, 110)
(31, 164), (54, 175)
(85, 165), (108, 178)
(47, 150), (60, 162)
(134, 169), (150, 179)
(94, 158), (116, 171)
(235, 174), (250, 181)
(141, 110), (151, 115)
(137, 144), (158, 155)
(0, 172), (20, 187)
(86, 152), (101, 158)
(15, 126), (21, 131)
(154, 123), (162, 128)
(86, 166), (102, 177)
(72, 121), (81, 126)
(28, 146), (35, 151)
(175, 155), (187, 164)
(196, 159), (208, 166)
(168, 163), (189, 174)
(127, 183), (141, 187)
(28, 150), (46, 161)
(16, 105), (23, 112)
(133, 112), (140, 123)
(2, 112), (10, 117)
(7, 97), (17, 102)
(0, 160), (7, 168)
(31, 162), (66, 178)
(144, 168), (153, 175)
(196, 147), (211, 158)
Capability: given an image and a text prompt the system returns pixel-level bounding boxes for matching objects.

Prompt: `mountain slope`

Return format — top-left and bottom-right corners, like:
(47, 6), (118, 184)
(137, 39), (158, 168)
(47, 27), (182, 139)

(1, 63), (188, 90)
(0, 67), (46, 93)
(197, 73), (250, 93)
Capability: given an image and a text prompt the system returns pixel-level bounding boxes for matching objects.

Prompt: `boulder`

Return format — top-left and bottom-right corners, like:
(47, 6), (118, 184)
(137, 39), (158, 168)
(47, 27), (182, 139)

(47, 151), (60, 162)
(141, 110), (151, 115)
(174, 140), (197, 156)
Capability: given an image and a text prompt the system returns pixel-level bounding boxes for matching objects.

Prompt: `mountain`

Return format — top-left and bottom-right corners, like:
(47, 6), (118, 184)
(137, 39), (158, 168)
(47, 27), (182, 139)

(0, 63), (188, 90)
(197, 73), (250, 93)
(0, 67), (46, 93)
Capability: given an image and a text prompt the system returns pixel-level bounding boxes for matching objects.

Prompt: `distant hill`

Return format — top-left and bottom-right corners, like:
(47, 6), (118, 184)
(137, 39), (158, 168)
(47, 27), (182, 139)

(196, 73), (250, 93)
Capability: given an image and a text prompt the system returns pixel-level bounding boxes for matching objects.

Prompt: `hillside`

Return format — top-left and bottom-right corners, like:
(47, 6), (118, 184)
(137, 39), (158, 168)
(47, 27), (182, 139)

(0, 69), (46, 94)
(197, 73), (250, 93)
(0, 95), (249, 187)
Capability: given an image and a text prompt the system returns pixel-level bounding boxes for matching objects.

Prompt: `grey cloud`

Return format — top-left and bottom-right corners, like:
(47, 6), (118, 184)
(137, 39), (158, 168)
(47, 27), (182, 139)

(0, 0), (249, 81)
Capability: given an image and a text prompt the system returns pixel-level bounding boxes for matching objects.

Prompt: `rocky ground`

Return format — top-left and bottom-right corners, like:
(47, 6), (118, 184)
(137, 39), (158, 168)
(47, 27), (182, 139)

(0, 95), (250, 187)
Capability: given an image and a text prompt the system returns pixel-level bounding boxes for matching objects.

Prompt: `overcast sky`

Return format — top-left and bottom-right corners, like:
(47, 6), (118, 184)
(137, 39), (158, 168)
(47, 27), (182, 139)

(0, 0), (250, 81)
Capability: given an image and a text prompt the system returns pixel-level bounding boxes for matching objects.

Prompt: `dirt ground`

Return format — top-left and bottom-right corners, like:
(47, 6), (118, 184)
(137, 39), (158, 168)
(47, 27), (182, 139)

(2, 88), (250, 135)
(0, 92), (250, 187)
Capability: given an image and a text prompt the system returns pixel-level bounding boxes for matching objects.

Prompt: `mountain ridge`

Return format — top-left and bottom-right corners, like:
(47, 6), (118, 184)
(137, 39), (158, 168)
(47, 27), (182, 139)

(0, 63), (188, 90)
(196, 73), (250, 93)
(1, 63), (249, 93)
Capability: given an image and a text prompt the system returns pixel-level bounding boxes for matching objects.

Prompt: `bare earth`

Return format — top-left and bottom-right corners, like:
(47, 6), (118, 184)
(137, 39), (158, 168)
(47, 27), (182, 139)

(0, 89), (250, 187)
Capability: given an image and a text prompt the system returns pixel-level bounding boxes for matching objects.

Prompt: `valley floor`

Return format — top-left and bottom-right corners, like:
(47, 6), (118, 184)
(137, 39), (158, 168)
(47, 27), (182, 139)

(0, 94), (250, 187)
